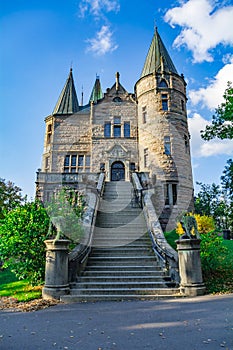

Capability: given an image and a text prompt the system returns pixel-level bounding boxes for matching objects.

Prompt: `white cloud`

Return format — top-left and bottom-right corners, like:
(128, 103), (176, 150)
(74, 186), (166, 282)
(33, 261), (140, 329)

(86, 25), (118, 55)
(164, 0), (233, 62)
(188, 113), (233, 157)
(79, 0), (120, 18)
(189, 56), (233, 109)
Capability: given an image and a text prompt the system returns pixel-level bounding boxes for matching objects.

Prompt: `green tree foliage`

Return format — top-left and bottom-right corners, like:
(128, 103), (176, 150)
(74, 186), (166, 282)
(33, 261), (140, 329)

(194, 182), (228, 228)
(201, 232), (233, 293)
(0, 201), (50, 285)
(201, 82), (233, 140)
(0, 178), (26, 218)
(46, 187), (85, 243)
(221, 159), (233, 230)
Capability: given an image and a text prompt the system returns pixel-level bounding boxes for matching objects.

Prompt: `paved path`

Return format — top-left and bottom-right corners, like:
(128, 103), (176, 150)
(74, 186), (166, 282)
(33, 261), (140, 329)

(0, 294), (232, 350)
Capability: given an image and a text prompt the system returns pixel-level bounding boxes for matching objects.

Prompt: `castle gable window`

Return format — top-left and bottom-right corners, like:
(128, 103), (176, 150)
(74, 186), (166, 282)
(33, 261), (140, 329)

(124, 122), (130, 137)
(161, 94), (168, 111)
(164, 136), (171, 155)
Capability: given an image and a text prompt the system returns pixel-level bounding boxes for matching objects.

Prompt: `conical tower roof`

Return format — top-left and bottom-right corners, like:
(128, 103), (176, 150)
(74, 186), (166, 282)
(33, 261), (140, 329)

(52, 69), (79, 115)
(89, 75), (103, 103)
(141, 28), (178, 78)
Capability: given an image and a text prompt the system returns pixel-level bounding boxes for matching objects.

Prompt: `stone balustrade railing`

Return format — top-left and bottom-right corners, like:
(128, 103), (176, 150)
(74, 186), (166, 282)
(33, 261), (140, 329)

(132, 172), (179, 283)
(68, 173), (105, 283)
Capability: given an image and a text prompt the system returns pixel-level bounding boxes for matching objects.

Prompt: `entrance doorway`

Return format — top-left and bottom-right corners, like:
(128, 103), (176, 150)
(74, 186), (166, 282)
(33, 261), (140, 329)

(111, 161), (125, 181)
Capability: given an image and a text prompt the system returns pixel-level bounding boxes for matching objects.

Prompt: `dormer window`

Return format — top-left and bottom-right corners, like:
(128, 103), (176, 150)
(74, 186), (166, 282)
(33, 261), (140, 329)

(159, 79), (168, 88)
(113, 97), (122, 102)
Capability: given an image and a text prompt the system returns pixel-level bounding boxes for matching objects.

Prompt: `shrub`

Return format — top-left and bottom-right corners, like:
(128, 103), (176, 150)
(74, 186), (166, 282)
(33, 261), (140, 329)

(176, 213), (215, 235)
(0, 201), (50, 285)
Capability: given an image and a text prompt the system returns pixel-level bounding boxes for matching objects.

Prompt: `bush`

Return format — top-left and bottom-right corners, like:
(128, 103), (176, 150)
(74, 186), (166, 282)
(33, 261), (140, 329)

(0, 201), (50, 285)
(176, 213), (215, 235)
(200, 231), (233, 293)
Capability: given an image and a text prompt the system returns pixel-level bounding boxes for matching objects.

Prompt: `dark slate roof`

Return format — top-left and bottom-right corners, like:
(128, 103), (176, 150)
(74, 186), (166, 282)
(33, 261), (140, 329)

(141, 28), (178, 78)
(52, 69), (79, 115)
(89, 76), (103, 103)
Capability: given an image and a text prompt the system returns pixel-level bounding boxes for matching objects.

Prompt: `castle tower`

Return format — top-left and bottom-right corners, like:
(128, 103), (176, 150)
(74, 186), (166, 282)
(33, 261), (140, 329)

(135, 28), (194, 231)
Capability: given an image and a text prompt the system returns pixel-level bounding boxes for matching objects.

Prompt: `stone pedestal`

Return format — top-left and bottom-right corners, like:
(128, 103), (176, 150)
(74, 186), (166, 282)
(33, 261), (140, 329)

(42, 239), (70, 300)
(176, 239), (205, 297)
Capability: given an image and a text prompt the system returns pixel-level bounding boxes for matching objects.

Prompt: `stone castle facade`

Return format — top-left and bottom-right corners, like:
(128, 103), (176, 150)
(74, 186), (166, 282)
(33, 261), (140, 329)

(36, 28), (194, 231)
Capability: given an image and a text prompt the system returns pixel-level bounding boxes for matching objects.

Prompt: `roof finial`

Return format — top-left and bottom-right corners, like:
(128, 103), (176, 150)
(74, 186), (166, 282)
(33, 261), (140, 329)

(81, 85), (84, 106)
(154, 19), (157, 33)
(70, 61), (73, 72)
(116, 72), (120, 91)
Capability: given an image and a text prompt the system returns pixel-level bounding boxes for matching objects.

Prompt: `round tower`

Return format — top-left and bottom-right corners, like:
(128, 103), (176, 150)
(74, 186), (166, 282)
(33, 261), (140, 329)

(135, 28), (194, 231)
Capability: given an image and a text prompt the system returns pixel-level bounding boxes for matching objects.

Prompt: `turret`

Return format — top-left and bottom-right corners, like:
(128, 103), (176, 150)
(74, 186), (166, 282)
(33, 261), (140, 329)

(135, 28), (193, 231)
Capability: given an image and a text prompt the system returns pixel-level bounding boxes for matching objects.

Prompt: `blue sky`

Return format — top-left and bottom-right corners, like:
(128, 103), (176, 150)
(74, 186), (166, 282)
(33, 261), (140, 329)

(1, 0), (233, 199)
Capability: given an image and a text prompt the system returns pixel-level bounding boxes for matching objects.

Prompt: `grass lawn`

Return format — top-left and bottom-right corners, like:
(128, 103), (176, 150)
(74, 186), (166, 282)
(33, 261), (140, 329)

(0, 269), (42, 302)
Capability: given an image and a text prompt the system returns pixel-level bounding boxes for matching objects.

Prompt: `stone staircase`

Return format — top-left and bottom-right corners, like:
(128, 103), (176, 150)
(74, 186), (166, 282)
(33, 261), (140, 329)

(61, 181), (179, 302)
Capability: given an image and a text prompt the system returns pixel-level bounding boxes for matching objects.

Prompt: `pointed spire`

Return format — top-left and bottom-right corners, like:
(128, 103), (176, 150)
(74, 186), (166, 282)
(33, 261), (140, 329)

(141, 28), (178, 78)
(52, 68), (79, 115)
(89, 75), (103, 103)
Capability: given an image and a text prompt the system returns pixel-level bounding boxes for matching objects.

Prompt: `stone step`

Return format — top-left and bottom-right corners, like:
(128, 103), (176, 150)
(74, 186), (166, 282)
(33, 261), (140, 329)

(68, 287), (179, 296)
(77, 276), (171, 283)
(91, 246), (152, 253)
(91, 250), (153, 257)
(87, 255), (157, 262)
(84, 265), (162, 272)
(61, 293), (181, 303)
(83, 270), (165, 277)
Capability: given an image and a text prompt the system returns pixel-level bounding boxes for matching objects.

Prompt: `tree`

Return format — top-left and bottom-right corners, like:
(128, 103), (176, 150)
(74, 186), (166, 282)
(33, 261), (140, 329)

(0, 178), (26, 218)
(201, 82), (233, 140)
(0, 201), (50, 285)
(221, 159), (233, 230)
(194, 182), (227, 228)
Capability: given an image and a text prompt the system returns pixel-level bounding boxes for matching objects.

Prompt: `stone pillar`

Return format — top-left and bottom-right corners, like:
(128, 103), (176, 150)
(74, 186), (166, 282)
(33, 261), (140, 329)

(42, 239), (70, 300)
(176, 239), (205, 297)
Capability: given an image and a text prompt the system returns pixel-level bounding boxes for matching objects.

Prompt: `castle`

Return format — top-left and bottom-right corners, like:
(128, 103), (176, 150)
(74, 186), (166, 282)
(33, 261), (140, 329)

(36, 28), (194, 231)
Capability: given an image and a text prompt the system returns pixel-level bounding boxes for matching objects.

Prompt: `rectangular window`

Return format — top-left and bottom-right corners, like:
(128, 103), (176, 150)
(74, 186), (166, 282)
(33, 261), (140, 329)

(130, 162), (136, 171)
(164, 136), (171, 155)
(104, 122), (111, 137)
(47, 124), (52, 144)
(184, 134), (189, 153)
(181, 100), (185, 111)
(164, 184), (169, 206)
(144, 148), (149, 168)
(64, 154), (90, 173)
(124, 122), (130, 137)
(142, 106), (147, 124)
(162, 94), (168, 111)
(114, 125), (121, 137)
(172, 184), (177, 205)
(45, 156), (50, 169)
(64, 155), (70, 167)
(78, 155), (84, 167)
(85, 155), (91, 167)
(71, 155), (77, 167)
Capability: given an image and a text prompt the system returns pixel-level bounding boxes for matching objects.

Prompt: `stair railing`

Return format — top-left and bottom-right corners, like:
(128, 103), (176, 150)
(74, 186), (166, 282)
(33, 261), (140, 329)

(68, 172), (105, 283)
(131, 172), (179, 283)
